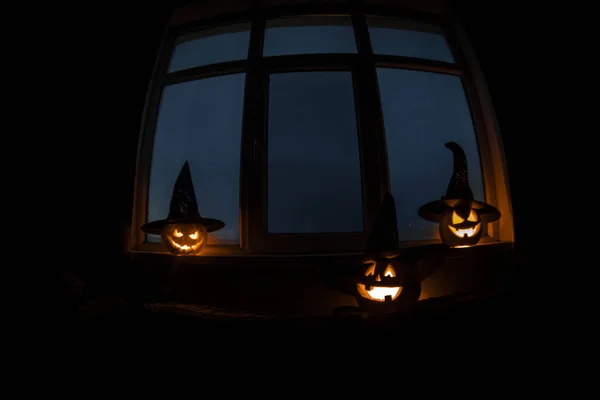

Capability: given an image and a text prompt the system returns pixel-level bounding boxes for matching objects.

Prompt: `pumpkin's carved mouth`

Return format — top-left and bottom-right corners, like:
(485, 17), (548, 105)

(366, 282), (402, 301)
(448, 223), (480, 238)
(166, 236), (204, 253)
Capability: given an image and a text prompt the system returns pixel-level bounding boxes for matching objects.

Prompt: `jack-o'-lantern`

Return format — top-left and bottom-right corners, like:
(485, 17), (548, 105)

(142, 161), (224, 256)
(354, 254), (421, 313)
(419, 141), (500, 248)
(320, 193), (449, 315)
(356, 259), (401, 302)
(355, 193), (421, 312)
(162, 223), (207, 255)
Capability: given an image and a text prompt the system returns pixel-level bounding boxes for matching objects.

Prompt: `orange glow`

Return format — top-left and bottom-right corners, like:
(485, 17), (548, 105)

(166, 235), (204, 253)
(467, 209), (477, 222)
(448, 223), (480, 238)
(452, 210), (464, 224)
(356, 261), (402, 302)
(451, 209), (478, 224)
(161, 223), (208, 255)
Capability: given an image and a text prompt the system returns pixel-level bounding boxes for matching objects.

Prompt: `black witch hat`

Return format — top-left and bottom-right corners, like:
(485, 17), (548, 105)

(369, 193), (449, 281)
(365, 192), (400, 256)
(418, 141), (500, 222)
(319, 192), (402, 295)
(141, 161), (225, 235)
(318, 192), (449, 299)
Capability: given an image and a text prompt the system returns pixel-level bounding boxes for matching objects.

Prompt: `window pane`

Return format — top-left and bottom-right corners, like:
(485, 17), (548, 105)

(367, 17), (454, 63)
(168, 24), (250, 72)
(267, 72), (363, 233)
(147, 73), (246, 244)
(377, 68), (484, 241)
(263, 16), (357, 56)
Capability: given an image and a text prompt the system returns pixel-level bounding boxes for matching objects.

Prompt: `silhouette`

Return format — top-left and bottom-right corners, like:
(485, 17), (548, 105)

(142, 161), (225, 235)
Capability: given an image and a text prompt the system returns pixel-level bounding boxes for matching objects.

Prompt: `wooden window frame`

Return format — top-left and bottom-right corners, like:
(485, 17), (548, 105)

(129, 3), (514, 257)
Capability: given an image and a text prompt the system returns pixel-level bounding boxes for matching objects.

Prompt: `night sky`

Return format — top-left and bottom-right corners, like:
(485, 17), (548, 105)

(147, 21), (484, 244)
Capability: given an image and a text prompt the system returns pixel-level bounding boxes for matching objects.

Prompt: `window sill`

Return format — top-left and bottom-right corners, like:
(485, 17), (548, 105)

(129, 238), (513, 267)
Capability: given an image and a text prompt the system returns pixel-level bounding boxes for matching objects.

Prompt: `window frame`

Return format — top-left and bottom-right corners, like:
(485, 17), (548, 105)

(129, 3), (514, 256)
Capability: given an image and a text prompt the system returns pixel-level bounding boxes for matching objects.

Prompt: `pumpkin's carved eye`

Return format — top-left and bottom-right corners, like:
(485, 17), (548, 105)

(467, 209), (477, 222)
(452, 211), (464, 224)
(173, 229), (184, 238)
(384, 265), (394, 277)
(189, 231), (199, 240)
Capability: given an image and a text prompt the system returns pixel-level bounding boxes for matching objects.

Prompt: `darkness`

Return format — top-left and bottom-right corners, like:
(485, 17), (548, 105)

(33, 0), (544, 330)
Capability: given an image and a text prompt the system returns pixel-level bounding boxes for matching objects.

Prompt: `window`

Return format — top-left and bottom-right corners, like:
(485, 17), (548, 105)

(377, 68), (485, 241)
(131, 6), (513, 256)
(147, 74), (246, 245)
(367, 17), (454, 62)
(168, 23), (251, 72)
(267, 71), (363, 234)
(263, 16), (357, 56)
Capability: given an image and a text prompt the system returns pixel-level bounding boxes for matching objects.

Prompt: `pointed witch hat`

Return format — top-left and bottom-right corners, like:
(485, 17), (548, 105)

(362, 192), (404, 285)
(368, 192), (449, 282)
(365, 192), (400, 257)
(418, 141), (500, 223)
(319, 192), (401, 295)
(141, 161), (225, 235)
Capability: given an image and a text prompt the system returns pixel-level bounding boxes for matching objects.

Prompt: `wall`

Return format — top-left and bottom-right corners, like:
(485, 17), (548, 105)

(169, 0), (453, 26)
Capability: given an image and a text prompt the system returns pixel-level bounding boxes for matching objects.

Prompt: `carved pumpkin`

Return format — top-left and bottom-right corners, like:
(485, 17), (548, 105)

(161, 223), (207, 255)
(356, 259), (401, 302)
(321, 193), (448, 315)
(354, 254), (421, 313)
(141, 161), (225, 256)
(419, 142), (500, 248)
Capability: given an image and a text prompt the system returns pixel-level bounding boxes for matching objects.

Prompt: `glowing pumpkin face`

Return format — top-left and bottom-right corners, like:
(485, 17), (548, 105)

(161, 223), (207, 255)
(356, 258), (402, 302)
(353, 255), (421, 312)
(439, 206), (482, 248)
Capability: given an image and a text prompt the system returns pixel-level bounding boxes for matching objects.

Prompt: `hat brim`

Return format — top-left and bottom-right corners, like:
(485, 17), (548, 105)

(418, 199), (501, 223)
(141, 217), (225, 235)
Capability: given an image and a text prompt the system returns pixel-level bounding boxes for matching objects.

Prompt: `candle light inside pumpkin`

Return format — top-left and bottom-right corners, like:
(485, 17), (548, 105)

(356, 261), (402, 302)
(161, 223), (208, 255)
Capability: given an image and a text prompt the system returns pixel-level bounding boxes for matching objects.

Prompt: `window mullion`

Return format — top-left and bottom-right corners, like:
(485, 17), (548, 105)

(351, 13), (390, 233)
(240, 13), (267, 252)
